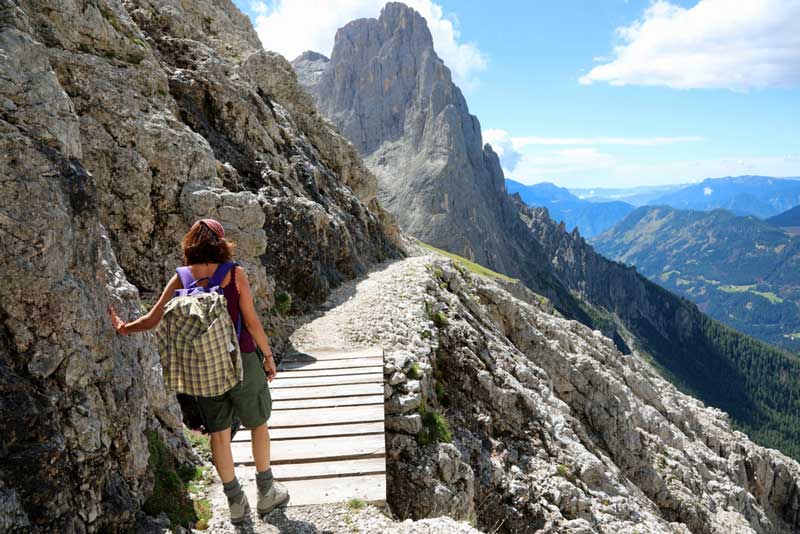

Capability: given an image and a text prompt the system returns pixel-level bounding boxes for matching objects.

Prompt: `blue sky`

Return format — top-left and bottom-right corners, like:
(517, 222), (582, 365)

(233, 0), (800, 188)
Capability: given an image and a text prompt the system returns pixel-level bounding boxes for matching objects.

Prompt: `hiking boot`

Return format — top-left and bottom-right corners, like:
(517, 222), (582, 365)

(228, 491), (250, 524)
(257, 480), (290, 514)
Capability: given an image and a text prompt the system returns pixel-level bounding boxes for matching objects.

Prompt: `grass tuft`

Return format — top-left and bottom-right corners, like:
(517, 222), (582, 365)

(418, 240), (515, 281)
(142, 430), (197, 528)
(417, 403), (452, 445)
(275, 291), (292, 315)
(347, 498), (366, 510)
(407, 362), (423, 380)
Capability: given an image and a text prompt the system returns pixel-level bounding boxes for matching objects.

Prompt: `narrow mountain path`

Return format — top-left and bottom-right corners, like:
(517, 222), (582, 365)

(202, 255), (480, 533)
(288, 256), (432, 353)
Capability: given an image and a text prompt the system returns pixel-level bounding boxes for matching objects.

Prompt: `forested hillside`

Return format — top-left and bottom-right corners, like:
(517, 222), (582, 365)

(593, 206), (800, 352)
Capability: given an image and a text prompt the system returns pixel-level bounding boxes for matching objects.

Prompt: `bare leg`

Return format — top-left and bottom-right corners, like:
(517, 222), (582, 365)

(251, 423), (271, 472)
(210, 428), (235, 483)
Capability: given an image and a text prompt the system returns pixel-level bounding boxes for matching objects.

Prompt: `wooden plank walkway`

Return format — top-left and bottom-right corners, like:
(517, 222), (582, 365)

(232, 347), (386, 507)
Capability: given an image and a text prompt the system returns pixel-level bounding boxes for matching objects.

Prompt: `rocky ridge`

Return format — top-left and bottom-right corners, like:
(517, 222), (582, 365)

(294, 1), (800, 461)
(291, 252), (800, 533)
(292, 3), (565, 293)
(1, 0), (399, 530)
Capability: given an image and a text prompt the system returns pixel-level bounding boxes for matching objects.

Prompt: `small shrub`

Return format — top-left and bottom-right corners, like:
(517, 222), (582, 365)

(425, 301), (447, 328)
(275, 291), (292, 316)
(434, 381), (448, 405)
(407, 362), (423, 380)
(142, 430), (197, 527)
(556, 464), (577, 482)
(193, 498), (212, 530)
(183, 427), (211, 461)
(417, 407), (452, 445)
(347, 497), (366, 510)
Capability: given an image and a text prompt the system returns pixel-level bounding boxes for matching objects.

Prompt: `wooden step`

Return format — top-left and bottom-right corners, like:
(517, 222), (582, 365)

(284, 347), (383, 362)
(269, 404), (384, 428)
(234, 457), (386, 481)
(270, 383), (383, 400)
(277, 367), (383, 379)
(229, 347), (387, 508)
(232, 434), (385, 465)
(270, 373), (382, 389)
(280, 357), (384, 372)
(273, 395), (385, 410)
(233, 421), (386, 442)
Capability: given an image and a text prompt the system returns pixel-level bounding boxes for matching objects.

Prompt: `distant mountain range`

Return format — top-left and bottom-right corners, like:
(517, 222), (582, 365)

(569, 184), (688, 206)
(768, 205), (800, 228)
(513, 175), (800, 237)
(296, 3), (800, 464)
(593, 206), (800, 353)
(648, 176), (800, 218)
(505, 180), (634, 238)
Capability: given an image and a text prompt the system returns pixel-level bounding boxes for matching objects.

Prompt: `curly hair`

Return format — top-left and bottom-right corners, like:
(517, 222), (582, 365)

(181, 220), (235, 265)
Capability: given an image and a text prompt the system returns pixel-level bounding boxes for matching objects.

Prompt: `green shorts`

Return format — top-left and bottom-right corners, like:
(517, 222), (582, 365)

(196, 351), (272, 433)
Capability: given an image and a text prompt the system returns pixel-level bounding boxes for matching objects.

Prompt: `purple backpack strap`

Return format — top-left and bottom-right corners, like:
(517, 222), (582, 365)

(208, 261), (237, 289)
(176, 266), (196, 290)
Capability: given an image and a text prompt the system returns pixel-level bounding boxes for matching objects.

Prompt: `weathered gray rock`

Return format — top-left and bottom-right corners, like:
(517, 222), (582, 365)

(296, 1), (800, 472)
(318, 255), (800, 533)
(387, 414), (423, 435)
(1, 0), (400, 531)
(292, 3), (558, 290)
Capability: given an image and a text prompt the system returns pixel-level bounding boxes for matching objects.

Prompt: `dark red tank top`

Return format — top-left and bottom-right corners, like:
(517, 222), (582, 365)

(222, 267), (256, 353)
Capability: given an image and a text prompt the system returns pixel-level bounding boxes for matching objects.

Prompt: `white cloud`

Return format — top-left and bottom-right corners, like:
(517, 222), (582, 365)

(483, 128), (703, 178)
(580, 0), (800, 91)
(509, 155), (800, 189)
(250, 0), (487, 89)
(703, 186), (713, 196)
(506, 147), (618, 185)
(510, 136), (704, 147)
(483, 129), (522, 171)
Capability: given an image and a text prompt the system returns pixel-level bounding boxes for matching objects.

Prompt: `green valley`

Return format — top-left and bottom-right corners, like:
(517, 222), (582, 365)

(593, 206), (800, 353)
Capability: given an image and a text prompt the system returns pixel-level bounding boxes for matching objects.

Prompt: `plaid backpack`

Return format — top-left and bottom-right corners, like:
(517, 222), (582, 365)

(155, 262), (243, 397)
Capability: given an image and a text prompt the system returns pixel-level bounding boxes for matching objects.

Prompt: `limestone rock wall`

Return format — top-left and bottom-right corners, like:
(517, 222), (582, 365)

(373, 258), (800, 534)
(0, 0), (400, 530)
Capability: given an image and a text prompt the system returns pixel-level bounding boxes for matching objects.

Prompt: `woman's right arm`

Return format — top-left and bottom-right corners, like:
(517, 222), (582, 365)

(110, 274), (182, 335)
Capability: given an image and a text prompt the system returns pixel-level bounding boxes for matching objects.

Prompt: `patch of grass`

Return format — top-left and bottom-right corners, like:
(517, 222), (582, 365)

(407, 362), (423, 380)
(435, 381), (447, 405)
(752, 290), (784, 304)
(425, 301), (448, 328)
(193, 497), (212, 530)
(347, 498), (366, 510)
(717, 284), (784, 304)
(183, 427), (211, 461)
(718, 284), (756, 294)
(142, 430), (197, 528)
(417, 404), (452, 445)
(275, 291), (292, 315)
(418, 240), (515, 282)
(420, 329), (432, 339)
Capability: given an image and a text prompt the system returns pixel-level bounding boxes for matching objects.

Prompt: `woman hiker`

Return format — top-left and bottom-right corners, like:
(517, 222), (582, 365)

(109, 218), (289, 523)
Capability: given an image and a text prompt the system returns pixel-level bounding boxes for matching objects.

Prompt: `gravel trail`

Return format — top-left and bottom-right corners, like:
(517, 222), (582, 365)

(199, 255), (482, 534)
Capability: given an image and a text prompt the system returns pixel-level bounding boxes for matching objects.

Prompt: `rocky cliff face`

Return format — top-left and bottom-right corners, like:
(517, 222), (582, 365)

(292, 3), (557, 285)
(309, 254), (800, 534)
(294, 1), (800, 463)
(0, 0), (399, 530)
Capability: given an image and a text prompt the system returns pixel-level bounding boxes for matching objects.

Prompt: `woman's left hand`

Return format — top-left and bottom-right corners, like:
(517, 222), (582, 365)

(108, 306), (127, 335)
(263, 353), (277, 382)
